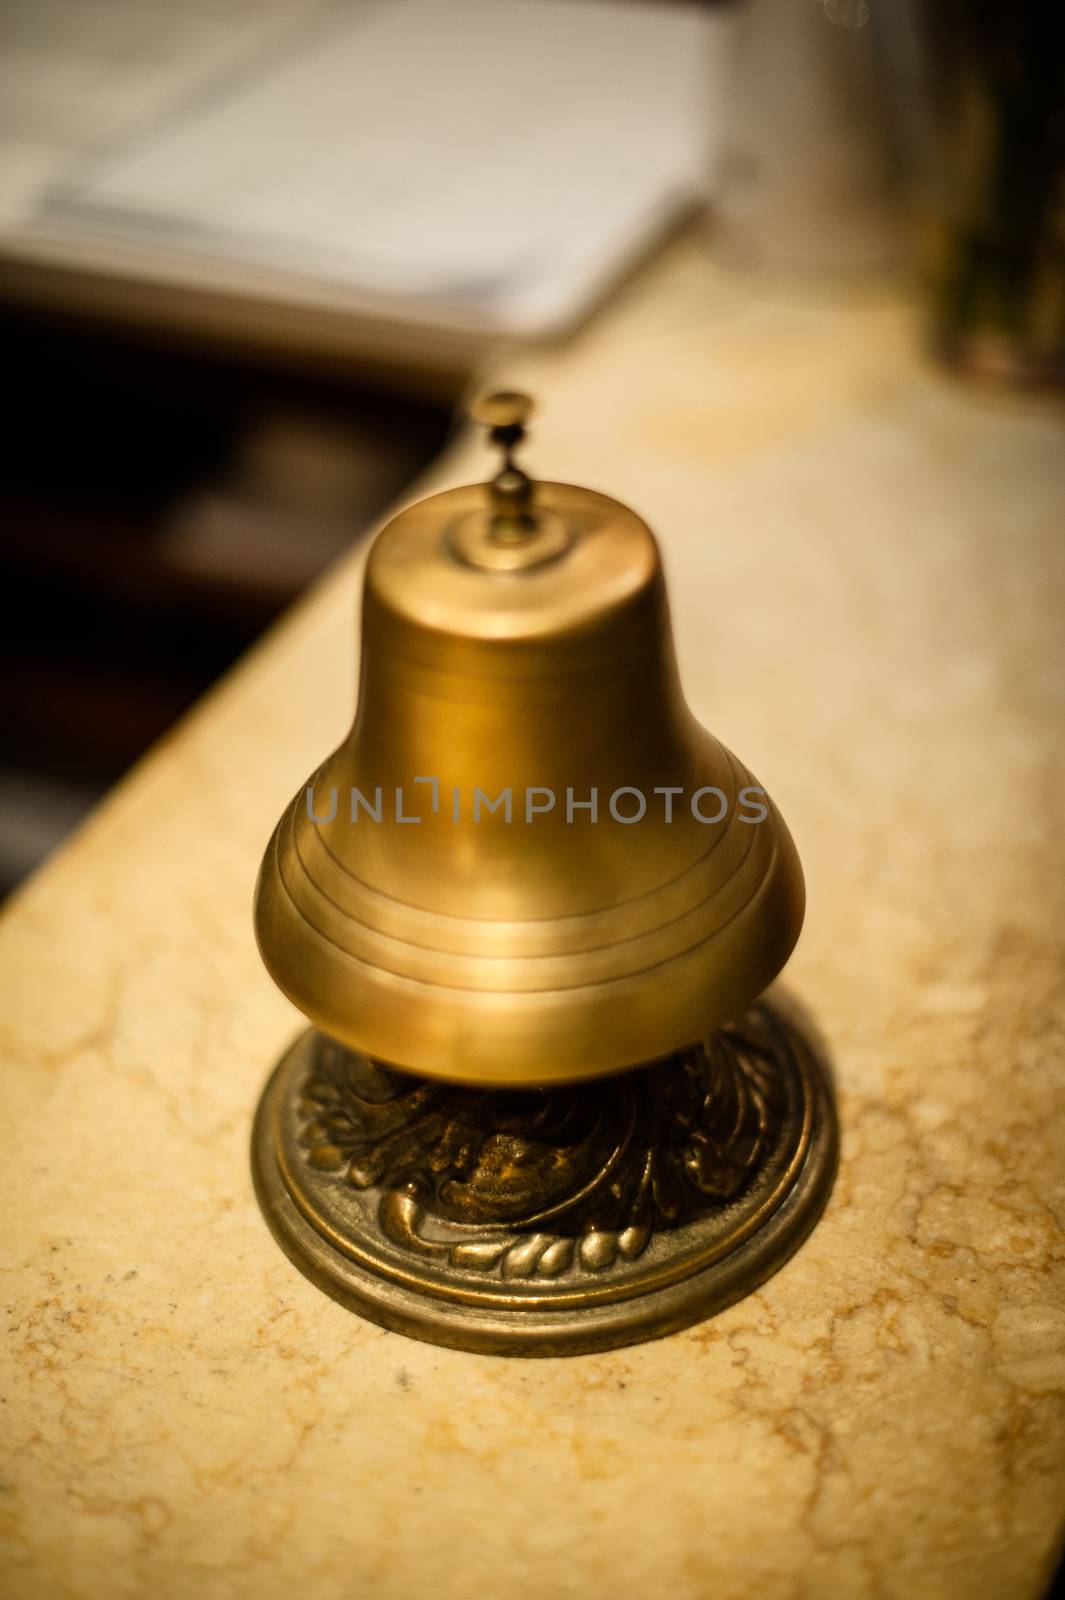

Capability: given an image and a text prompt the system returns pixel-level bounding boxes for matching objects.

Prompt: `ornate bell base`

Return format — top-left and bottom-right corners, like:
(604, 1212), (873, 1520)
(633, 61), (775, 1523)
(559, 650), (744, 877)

(251, 999), (838, 1357)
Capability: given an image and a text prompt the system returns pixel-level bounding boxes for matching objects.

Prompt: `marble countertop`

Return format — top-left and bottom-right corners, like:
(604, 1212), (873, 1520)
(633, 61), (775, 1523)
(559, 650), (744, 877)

(3, 241), (1063, 1599)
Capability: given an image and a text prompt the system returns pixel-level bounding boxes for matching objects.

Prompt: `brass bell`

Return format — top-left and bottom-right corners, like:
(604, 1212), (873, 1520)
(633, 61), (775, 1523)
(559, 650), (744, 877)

(255, 394), (804, 1086)
(251, 394), (836, 1356)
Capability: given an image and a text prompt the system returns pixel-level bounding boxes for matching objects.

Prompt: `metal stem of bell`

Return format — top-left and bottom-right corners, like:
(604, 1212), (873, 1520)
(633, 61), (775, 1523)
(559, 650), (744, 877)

(489, 466), (536, 541)
(488, 412), (536, 540)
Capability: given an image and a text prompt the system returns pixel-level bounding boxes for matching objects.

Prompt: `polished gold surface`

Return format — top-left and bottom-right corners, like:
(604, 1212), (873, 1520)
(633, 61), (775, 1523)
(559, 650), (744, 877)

(251, 998), (837, 1356)
(254, 399), (805, 1087)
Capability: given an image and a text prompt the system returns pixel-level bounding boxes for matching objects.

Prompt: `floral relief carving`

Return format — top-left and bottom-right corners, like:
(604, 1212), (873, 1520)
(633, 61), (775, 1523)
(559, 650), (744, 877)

(297, 1005), (787, 1280)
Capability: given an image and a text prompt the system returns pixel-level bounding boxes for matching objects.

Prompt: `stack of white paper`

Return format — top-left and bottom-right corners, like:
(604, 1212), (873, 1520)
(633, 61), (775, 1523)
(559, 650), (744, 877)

(47, 0), (722, 337)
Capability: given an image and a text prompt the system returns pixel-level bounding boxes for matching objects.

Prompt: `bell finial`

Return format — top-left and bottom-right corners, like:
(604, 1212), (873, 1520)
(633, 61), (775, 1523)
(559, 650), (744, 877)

(470, 390), (535, 528)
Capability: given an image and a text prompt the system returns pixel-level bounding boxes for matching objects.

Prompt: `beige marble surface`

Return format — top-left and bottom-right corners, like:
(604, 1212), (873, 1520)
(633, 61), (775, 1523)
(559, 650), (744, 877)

(2, 242), (1064, 1599)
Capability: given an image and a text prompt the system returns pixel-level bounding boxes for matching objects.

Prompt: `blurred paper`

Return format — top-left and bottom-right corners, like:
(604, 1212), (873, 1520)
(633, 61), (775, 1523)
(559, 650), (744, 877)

(43, 0), (719, 337)
(0, 0), (324, 226)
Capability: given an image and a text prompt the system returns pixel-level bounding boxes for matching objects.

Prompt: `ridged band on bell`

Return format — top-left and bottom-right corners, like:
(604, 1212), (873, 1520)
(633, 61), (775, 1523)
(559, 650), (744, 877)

(254, 481), (804, 1085)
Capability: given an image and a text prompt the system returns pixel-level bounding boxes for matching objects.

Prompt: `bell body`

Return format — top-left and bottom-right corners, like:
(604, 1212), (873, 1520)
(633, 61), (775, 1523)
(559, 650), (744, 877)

(255, 480), (804, 1085)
